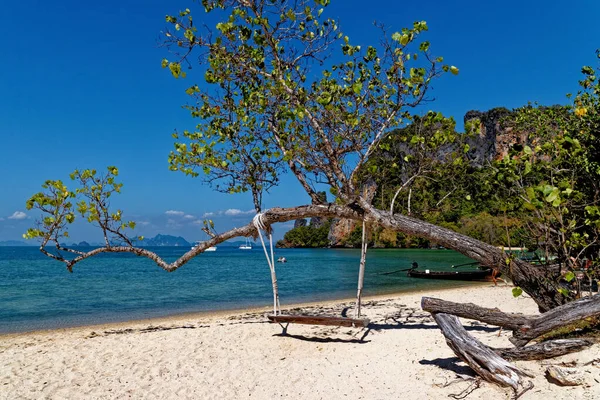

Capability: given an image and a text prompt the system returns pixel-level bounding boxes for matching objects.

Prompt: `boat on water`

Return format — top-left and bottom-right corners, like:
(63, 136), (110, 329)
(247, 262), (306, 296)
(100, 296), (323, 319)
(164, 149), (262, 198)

(407, 268), (496, 281)
(192, 241), (217, 252)
(239, 238), (252, 250)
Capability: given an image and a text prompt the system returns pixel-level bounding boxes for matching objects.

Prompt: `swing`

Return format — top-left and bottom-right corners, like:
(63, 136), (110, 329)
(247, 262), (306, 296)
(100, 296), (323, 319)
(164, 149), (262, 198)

(253, 214), (370, 329)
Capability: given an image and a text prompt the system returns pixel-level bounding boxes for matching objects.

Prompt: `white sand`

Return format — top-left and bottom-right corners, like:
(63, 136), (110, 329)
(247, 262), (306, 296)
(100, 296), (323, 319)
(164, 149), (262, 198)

(1, 285), (598, 399)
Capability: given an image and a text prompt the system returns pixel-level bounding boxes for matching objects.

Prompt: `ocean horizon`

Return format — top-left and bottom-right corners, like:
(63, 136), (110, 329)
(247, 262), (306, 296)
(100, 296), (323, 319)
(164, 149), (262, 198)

(0, 246), (482, 334)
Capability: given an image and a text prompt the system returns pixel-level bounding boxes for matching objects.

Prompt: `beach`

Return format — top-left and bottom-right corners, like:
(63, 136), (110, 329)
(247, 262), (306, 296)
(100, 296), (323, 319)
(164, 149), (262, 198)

(1, 285), (598, 400)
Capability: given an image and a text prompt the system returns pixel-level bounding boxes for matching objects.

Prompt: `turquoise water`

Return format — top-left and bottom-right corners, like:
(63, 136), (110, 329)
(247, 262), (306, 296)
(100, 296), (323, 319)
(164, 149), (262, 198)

(0, 246), (479, 334)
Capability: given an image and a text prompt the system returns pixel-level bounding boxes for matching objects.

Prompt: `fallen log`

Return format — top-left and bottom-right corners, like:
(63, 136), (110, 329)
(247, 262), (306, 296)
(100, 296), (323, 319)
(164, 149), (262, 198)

(511, 295), (600, 347)
(431, 313), (533, 390)
(421, 297), (531, 331)
(422, 294), (600, 347)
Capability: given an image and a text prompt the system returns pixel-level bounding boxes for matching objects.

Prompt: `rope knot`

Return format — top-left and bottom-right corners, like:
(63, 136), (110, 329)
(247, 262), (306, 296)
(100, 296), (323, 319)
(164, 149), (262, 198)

(252, 212), (272, 234)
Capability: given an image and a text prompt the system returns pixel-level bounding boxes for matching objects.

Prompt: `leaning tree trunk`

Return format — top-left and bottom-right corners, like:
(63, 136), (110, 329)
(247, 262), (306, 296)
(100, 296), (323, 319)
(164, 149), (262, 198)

(365, 207), (566, 311)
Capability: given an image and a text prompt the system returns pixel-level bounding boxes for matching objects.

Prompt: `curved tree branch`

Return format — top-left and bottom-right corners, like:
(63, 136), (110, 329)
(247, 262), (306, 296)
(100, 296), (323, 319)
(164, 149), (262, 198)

(38, 196), (567, 311)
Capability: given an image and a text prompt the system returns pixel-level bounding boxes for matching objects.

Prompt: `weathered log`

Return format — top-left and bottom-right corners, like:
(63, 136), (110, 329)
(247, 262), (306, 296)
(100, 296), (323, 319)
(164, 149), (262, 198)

(495, 339), (594, 361)
(431, 313), (532, 390)
(422, 295), (600, 347)
(511, 294), (600, 347)
(421, 297), (531, 331)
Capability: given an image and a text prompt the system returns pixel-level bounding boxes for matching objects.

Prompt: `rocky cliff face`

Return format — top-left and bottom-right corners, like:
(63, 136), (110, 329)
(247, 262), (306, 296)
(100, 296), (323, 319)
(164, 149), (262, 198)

(464, 107), (528, 163)
(294, 219), (307, 229)
(328, 218), (359, 247)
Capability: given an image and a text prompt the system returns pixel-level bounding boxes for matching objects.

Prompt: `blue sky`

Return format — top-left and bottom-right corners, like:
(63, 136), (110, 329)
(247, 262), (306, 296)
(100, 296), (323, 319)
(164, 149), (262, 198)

(1, 0), (599, 242)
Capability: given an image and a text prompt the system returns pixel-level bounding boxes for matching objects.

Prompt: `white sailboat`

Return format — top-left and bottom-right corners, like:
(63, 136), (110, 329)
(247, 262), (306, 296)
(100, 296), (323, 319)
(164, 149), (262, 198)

(239, 238), (252, 250)
(192, 241), (217, 252)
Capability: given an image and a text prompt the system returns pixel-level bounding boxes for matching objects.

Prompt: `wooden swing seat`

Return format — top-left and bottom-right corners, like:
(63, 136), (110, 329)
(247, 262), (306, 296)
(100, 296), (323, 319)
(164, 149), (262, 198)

(267, 314), (370, 328)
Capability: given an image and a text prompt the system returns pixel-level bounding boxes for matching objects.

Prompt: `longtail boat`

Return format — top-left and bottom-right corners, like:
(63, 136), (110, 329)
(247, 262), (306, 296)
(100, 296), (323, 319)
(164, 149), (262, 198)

(407, 268), (497, 281)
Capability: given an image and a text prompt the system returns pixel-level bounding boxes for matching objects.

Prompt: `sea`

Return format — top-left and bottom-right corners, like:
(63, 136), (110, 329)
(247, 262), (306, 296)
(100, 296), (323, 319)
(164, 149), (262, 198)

(0, 246), (481, 334)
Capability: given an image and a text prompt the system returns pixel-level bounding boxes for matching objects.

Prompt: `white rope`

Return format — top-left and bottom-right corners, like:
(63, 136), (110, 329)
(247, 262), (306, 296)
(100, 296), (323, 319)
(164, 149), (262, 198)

(355, 220), (368, 318)
(253, 213), (280, 315)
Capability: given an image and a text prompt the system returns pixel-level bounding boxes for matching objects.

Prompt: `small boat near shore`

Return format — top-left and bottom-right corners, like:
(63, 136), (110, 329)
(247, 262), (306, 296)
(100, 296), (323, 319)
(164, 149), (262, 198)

(380, 261), (498, 282)
(407, 268), (496, 281)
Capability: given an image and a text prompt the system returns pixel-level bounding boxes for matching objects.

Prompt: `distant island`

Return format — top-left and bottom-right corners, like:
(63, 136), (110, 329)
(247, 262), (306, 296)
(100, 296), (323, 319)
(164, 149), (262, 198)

(135, 234), (191, 247)
(0, 240), (34, 246)
(2, 235), (258, 248)
(1, 234), (191, 248)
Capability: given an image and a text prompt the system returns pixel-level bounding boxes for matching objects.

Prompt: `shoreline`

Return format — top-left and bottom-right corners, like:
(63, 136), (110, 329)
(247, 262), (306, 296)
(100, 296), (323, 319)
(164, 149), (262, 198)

(2, 284), (598, 399)
(1, 281), (488, 338)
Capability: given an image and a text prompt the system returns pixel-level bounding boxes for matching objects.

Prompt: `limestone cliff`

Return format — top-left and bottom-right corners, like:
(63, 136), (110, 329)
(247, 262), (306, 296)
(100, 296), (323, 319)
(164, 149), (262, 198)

(327, 218), (359, 247)
(464, 107), (528, 163)
(294, 219), (307, 229)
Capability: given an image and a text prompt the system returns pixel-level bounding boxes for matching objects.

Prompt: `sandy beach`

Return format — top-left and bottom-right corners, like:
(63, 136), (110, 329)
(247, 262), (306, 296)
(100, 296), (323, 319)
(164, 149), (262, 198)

(1, 285), (598, 400)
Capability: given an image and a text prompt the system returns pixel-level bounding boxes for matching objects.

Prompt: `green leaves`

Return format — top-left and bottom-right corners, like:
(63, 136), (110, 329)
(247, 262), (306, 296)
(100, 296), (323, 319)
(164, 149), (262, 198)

(512, 287), (523, 297)
(558, 288), (570, 297)
(392, 32), (410, 46)
(25, 167), (137, 247)
(544, 187), (560, 205)
(168, 62), (183, 78)
(185, 85), (200, 95)
(317, 91), (333, 105)
(564, 271), (576, 282)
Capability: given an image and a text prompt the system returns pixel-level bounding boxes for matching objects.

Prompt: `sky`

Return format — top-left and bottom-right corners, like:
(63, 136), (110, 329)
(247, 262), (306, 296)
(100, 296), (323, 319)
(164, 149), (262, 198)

(1, 0), (599, 242)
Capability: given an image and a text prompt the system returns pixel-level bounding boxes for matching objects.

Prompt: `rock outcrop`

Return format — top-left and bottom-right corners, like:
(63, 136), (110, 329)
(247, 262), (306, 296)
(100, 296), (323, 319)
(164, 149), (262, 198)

(328, 218), (358, 247)
(464, 107), (528, 163)
(293, 219), (307, 229)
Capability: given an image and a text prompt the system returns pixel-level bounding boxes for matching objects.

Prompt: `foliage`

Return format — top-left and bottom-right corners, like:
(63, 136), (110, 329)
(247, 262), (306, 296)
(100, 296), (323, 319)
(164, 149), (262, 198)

(161, 0), (456, 209)
(457, 212), (528, 248)
(360, 111), (472, 214)
(489, 52), (600, 291)
(23, 167), (140, 268)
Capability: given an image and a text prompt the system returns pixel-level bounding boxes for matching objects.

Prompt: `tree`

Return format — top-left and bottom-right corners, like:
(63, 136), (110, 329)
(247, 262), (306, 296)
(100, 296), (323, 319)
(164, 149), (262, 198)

(491, 100), (600, 295)
(24, 1), (600, 390)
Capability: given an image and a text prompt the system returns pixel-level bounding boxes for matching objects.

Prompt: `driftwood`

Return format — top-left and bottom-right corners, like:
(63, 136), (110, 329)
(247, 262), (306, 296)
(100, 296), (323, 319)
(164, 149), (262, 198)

(511, 295), (600, 347)
(545, 366), (585, 386)
(421, 297), (530, 331)
(431, 313), (533, 390)
(422, 295), (600, 347)
(423, 295), (598, 389)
